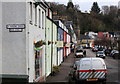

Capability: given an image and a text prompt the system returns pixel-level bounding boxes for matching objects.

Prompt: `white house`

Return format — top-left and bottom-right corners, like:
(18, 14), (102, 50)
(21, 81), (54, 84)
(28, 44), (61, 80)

(1, 0), (48, 82)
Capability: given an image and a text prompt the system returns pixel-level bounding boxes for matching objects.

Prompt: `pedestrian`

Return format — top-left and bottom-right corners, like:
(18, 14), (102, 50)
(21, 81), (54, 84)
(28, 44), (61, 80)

(83, 50), (86, 56)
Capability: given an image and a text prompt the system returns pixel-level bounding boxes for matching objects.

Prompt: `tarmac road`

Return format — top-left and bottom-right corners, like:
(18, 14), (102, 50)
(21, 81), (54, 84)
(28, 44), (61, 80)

(46, 49), (120, 83)
(83, 49), (120, 83)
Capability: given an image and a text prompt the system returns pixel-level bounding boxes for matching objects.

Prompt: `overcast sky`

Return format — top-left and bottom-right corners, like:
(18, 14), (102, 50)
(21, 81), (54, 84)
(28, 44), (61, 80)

(45, 0), (120, 12)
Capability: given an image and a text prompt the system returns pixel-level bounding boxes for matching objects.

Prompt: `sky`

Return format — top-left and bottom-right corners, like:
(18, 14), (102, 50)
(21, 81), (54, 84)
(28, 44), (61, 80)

(45, 0), (120, 12)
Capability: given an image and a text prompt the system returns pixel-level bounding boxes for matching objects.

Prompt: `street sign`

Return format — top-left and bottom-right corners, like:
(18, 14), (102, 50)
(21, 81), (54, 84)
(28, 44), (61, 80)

(6, 24), (25, 32)
(9, 29), (23, 32)
(6, 24), (25, 29)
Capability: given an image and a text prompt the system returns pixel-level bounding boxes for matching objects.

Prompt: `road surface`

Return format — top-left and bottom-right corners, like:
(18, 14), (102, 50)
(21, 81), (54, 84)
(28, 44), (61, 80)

(78, 49), (119, 83)
(47, 49), (120, 83)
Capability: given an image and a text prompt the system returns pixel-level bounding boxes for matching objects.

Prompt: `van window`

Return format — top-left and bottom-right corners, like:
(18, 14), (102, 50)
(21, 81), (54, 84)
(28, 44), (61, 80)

(76, 50), (83, 52)
(92, 59), (104, 69)
(80, 60), (91, 70)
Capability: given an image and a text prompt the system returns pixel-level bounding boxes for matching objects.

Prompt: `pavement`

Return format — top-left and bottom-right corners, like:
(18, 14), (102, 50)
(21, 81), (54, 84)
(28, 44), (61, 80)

(46, 52), (75, 82)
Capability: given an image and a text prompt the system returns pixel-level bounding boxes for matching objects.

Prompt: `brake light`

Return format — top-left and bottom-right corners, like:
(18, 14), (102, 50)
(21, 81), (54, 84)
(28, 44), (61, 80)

(105, 70), (107, 74)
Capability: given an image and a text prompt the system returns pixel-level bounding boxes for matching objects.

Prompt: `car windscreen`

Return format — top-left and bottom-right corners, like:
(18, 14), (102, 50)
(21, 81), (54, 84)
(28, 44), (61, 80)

(97, 51), (104, 54)
(92, 59), (104, 69)
(79, 60), (91, 70)
(76, 50), (83, 52)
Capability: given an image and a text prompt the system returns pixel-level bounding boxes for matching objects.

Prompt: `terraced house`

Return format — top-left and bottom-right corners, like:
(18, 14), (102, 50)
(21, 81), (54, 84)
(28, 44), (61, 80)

(0, 0), (48, 82)
(0, 0), (77, 83)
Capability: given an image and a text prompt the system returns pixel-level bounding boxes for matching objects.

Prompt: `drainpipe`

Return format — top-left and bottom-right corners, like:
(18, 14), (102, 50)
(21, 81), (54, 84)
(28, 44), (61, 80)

(51, 21), (53, 73)
(44, 17), (47, 81)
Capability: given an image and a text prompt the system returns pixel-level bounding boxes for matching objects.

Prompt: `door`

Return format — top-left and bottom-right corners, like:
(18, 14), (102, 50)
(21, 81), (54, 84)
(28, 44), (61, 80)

(91, 59), (106, 79)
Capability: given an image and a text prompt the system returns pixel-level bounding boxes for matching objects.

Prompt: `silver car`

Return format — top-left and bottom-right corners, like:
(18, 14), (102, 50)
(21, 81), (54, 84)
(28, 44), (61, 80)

(75, 49), (84, 58)
(96, 51), (106, 59)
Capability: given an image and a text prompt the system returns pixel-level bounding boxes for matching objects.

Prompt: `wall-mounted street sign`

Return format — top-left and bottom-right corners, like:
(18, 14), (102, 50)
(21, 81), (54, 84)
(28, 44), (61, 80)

(6, 24), (25, 32)
(6, 24), (25, 29)
(9, 29), (23, 32)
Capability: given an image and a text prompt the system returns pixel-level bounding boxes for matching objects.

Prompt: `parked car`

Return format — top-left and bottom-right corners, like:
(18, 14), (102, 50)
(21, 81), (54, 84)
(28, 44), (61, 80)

(110, 50), (119, 59)
(92, 47), (98, 52)
(104, 49), (112, 56)
(110, 50), (117, 56)
(98, 47), (104, 51)
(75, 49), (84, 58)
(96, 51), (106, 59)
(83, 46), (91, 49)
(77, 46), (83, 50)
(73, 57), (107, 83)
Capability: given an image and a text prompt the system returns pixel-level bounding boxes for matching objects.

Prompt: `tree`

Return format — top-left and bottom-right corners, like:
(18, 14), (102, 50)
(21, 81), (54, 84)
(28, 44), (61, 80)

(91, 2), (100, 14)
(67, 1), (74, 9)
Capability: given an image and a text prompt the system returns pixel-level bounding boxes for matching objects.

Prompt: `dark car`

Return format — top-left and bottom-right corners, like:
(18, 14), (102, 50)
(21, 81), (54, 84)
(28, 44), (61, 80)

(85, 46), (91, 49)
(104, 49), (112, 56)
(98, 47), (104, 51)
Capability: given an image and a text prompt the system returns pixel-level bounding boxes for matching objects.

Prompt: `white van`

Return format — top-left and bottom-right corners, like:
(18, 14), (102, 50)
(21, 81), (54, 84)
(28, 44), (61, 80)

(73, 57), (107, 83)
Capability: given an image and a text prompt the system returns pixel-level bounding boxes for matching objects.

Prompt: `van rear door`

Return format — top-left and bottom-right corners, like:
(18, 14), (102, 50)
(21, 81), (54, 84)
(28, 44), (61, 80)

(78, 58), (92, 80)
(78, 58), (107, 81)
(91, 59), (107, 79)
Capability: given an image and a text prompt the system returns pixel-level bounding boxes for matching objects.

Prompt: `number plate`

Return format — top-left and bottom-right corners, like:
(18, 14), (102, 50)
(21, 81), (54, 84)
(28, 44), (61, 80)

(86, 78), (98, 81)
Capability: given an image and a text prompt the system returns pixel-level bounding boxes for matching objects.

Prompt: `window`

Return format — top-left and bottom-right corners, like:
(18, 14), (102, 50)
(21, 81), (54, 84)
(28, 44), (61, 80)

(29, 2), (32, 24)
(35, 49), (43, 79)
(92, 60), (103, 69)
(42, 11), (44, 29)
(39, 9), (41, 28)
(35, 6), (37, 26)
(33, 4), (35, 25)
(80, 60), (91, 70)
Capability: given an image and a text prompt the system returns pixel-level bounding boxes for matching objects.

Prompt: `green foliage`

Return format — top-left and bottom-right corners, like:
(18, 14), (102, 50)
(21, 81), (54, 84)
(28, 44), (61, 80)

(49, 2), (119, 35)
(67, 2), (74, 9)
(53, 66), (59, 72)
(51, 66), (59, 76)
(94, 39), (112, 48)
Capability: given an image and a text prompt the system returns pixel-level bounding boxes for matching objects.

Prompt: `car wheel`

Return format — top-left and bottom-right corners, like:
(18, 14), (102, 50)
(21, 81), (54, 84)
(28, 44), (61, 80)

(102, 81), (106, 84)
(112, 56), (115, 59)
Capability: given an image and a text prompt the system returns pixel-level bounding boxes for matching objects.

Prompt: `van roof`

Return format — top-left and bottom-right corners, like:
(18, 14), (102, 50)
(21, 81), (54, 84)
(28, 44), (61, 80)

(78, 57), (106, 70)
(80, 57), (104, 61)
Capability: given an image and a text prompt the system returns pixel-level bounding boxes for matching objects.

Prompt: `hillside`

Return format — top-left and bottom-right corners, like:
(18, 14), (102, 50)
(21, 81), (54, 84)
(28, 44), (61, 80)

(48, 2), (120, 35)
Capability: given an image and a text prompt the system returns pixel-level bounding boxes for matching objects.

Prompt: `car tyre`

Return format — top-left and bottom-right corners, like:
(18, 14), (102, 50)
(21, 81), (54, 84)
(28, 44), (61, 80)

(102, 81), (106, 84)
(112, 56), (115, 59)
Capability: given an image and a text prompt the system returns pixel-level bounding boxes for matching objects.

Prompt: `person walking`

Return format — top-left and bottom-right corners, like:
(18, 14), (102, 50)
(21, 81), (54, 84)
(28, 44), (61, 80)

(83, 50), (86, 56)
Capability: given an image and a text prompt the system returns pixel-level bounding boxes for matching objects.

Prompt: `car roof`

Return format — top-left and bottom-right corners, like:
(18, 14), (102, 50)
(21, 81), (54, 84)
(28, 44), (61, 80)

(97, 51), (104, 52)
(76, 49), (83, 51)
(78, 57), (106, 70)
(80, 57), (105, 63)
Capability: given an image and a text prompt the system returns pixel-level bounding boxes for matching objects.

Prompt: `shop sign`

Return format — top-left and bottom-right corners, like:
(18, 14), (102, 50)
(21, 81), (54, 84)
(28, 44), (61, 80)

(56, 41), (63, 47)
